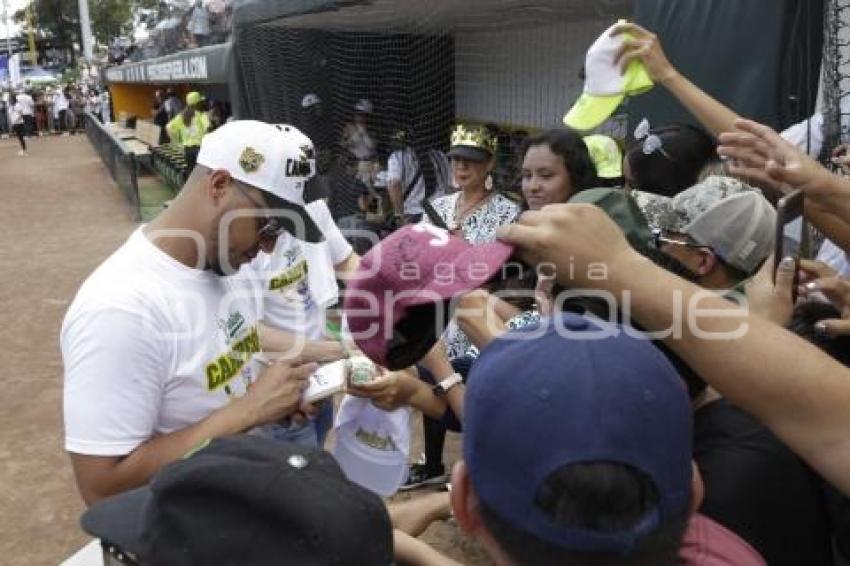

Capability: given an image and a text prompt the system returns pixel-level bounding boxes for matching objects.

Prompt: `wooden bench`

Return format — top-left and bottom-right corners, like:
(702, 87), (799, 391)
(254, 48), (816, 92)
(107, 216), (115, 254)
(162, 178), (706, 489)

(132, 120), (188, 189)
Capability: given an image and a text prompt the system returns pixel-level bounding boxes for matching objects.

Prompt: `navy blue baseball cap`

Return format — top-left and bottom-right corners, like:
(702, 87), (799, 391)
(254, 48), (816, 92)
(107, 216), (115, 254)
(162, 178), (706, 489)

(464, 313), (692, 553)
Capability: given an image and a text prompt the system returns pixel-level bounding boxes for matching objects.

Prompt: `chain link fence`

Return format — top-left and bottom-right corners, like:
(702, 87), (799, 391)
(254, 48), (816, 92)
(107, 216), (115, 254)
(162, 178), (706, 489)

(822, 0), (850, 160)
(84, 113), (141, 221)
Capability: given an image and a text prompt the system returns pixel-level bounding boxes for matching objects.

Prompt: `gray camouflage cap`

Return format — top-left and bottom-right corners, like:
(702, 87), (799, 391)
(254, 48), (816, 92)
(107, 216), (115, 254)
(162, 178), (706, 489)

(635, 176), (776, 274)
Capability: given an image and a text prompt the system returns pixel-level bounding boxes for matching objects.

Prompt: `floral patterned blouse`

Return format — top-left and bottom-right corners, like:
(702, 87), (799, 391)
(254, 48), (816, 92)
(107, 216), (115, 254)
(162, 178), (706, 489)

(428, 192), (521, 244)
(424, 191), (522, 359)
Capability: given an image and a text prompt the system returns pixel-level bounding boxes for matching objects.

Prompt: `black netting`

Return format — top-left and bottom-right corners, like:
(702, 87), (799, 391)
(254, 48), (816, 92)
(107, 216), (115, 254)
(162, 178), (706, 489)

(821, 0), (850, 162)
(232, 1), (635, 222)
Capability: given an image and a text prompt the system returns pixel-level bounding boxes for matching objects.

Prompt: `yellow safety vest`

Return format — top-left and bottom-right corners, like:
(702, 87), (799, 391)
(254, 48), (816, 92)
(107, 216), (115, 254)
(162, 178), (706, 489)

(166, 112), (210, 148)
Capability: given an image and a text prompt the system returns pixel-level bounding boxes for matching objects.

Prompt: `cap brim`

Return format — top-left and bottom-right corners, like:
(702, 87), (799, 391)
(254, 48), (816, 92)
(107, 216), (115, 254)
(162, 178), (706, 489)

(386, 302), (451, 370)
(264, 192), (325, 243)
(80, 485), (151, 558)
(447, 146), (492, 162)
(563, 94), (624, 132)
(387, 241), (513, 369)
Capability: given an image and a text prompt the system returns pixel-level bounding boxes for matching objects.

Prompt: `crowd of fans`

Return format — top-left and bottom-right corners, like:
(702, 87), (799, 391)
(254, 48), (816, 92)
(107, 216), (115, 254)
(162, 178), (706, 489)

(61, 20), (850, 566)
(114, 0), (235, 64)
(0, 85), (110, 156)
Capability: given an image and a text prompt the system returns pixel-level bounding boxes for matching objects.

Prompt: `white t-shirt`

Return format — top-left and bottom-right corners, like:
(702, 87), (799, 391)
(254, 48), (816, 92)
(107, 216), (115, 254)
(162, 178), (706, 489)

(249, 200), (353, 341)
(10, 102), (23, 125)
(17, 93), (34, 116)
(62, 228), (263, 457)
(387, 147), (427, 215)
(53, 93), (69, 116)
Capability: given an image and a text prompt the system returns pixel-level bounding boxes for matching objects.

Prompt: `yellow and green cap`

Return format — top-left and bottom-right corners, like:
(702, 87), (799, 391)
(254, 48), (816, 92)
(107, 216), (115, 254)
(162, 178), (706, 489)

(564, 22), (654, 132)
(186, 91), (205, 107)
(583, 134), (623, 179)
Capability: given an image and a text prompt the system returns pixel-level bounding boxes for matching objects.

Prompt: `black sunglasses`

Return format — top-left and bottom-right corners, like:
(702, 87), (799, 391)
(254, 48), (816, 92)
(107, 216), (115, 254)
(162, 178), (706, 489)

(232, 180), (288, 242)
(652, 228), (709, 251)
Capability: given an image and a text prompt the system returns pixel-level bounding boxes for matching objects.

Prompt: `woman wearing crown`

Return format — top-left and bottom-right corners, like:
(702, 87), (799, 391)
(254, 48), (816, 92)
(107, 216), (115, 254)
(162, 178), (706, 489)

(404, 125), (522, 490)
(428, 125), (521, 245)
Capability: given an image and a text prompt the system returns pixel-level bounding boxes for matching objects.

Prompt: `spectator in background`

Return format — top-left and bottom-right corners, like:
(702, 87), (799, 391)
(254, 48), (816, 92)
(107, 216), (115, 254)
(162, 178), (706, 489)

(163, 87), (183, 121)
(17, 89), (35, 137)
(341, 98), (378, 190)
(386, 127), (445, 225)
(207, 0), (231, 43)
(329, 166), (371, 255)
(44, 87), (55, 133)
(166, 91), (210, 170)
(99, 89), (111, 123)
(9, 93), (27, 156)
(152, 89), (170, 144)
(34, 91), (48, 135)
(88, 89), (102, 123)
(71, 89), (85, 132)
(53, 89), (70, 136)
(187, 0), (211, 48)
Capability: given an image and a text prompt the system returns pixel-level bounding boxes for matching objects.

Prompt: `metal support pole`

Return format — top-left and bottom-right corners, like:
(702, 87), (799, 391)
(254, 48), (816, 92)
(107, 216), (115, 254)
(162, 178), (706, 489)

(3, 0), (11, 60)
(78, 0), (93, 61)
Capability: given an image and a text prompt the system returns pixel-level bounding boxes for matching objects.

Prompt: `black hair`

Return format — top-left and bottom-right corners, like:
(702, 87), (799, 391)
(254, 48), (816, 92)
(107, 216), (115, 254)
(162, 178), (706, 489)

(479, 462), (688, 566)
(519, 128), (599, 202)
(625, 123), (717, 197)
(789, 301), (850, 367)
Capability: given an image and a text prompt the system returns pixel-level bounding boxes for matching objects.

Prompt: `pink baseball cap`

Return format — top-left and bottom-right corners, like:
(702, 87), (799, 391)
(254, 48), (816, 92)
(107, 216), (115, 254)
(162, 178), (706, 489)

(343, 224), (514, 369)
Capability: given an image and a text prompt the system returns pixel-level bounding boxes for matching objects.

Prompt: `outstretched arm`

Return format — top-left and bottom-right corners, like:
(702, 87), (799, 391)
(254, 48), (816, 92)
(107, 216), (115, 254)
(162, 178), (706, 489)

(499, 204), (850, 495)
(613, 21), (740, 137)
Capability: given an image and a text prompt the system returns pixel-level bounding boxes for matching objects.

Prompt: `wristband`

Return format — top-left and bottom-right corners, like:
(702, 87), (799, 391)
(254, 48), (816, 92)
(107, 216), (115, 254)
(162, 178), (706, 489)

(432, 372), (463, 397)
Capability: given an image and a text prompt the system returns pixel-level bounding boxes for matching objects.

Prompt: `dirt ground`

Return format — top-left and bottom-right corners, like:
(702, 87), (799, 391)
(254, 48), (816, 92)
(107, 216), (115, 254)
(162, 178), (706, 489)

(0, 134), (487, 565)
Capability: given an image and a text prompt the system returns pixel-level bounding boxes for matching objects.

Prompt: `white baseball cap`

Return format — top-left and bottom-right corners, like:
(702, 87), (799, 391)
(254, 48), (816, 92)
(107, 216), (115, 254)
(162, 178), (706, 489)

(354, 98), (373, 114)
(197, 120), (324, 242)
(301, 93), (321, 109)
(564, 21), (654, 132)
(333, 396), (411, 497)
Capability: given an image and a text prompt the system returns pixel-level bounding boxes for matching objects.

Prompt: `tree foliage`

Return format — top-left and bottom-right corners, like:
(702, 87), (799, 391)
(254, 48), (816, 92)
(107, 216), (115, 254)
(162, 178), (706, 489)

(14, 0), (181, 55)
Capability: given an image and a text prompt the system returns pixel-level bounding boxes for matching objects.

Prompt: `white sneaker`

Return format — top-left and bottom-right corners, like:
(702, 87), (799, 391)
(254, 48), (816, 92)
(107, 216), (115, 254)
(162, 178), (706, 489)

(62, 132), (70, 137)
(17, 150), (26, 156)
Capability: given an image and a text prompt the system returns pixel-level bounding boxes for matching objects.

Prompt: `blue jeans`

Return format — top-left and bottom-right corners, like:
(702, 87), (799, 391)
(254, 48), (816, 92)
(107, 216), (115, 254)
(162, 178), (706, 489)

(257, 400), (334, 448)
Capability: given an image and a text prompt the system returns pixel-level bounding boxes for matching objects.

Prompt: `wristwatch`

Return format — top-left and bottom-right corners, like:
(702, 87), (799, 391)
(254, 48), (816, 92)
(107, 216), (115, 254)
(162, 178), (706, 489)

(432, 372), (463, 397)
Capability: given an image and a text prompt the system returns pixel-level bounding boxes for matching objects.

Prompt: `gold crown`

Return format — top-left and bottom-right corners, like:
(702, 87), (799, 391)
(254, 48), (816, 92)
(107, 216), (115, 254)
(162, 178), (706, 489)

(450, 125), (496, 154)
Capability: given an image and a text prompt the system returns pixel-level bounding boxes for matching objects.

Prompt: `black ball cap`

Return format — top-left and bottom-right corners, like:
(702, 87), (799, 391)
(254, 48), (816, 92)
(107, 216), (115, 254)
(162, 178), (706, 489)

(81, 435), (393, 565)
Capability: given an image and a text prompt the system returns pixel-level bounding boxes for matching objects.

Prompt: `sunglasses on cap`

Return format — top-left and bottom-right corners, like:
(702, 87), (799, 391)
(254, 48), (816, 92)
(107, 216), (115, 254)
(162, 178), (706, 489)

(652, 228), (708, 251)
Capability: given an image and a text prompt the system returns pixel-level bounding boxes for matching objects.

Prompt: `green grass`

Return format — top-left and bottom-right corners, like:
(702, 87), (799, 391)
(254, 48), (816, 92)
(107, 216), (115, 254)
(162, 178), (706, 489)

(138, 174), (176, 222)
